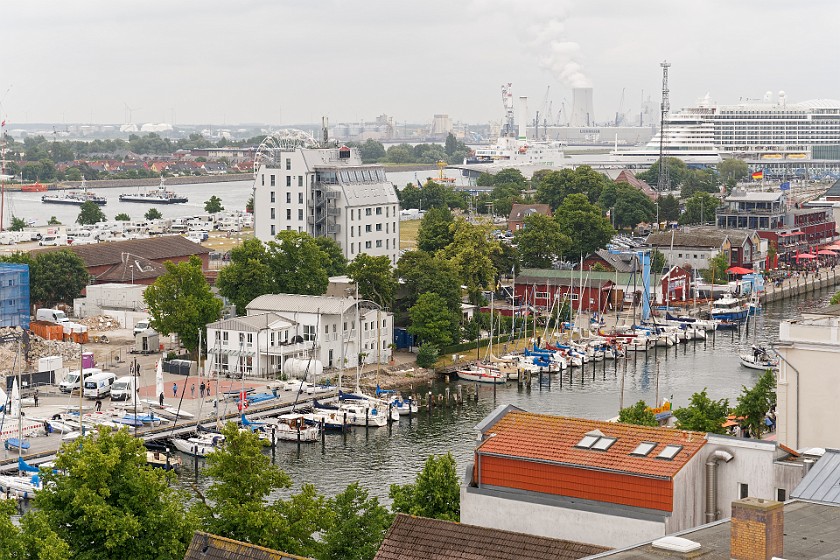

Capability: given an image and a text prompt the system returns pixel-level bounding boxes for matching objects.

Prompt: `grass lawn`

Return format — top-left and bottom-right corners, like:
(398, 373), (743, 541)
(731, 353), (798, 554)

(400, 219), (420, 250)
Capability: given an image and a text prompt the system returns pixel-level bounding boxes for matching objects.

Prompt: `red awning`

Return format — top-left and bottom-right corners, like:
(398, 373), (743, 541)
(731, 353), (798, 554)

(796, 253), (817, 259)
(726, 266), (755, 275)
(817, 250), (837, 256)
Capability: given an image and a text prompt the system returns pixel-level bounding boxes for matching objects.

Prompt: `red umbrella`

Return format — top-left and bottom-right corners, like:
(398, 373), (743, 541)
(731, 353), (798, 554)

(817, 250), (837, 256)
(796, 253), (817, 260)
(726, 266), (755, 275)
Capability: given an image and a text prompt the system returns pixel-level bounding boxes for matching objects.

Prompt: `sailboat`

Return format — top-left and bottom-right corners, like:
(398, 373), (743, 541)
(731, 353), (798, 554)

(3, 378), (30, 451)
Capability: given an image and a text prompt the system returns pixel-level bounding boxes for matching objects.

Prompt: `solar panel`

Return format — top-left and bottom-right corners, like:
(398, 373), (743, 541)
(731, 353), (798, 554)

(591, 437), (617, 451)
(576, 435), (600, 449)
(657, 444), (683, 460)
(631, 441), (658, 457)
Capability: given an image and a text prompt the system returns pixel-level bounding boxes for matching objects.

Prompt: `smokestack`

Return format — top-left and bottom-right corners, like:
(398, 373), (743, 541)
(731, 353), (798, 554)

(571, 87), (594, 127)
(518, 96), (528, 140)
(730, 497), (784, 560)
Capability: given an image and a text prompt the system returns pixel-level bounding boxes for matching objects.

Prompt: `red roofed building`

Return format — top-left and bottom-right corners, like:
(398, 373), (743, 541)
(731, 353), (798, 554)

(614, 169), (658, 201)
(461, 406), (809, 549)
(507, 203), (552, 232)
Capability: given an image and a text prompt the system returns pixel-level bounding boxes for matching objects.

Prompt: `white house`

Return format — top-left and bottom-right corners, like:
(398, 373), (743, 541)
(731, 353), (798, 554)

(205, 294), (393, 380)
(253, 142), (400, 265)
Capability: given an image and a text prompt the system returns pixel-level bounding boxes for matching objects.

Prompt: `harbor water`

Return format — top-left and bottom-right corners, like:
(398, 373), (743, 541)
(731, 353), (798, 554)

(177, 288), (836, 502)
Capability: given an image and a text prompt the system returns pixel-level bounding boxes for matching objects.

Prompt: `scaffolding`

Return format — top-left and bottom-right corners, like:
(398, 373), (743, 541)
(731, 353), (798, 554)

(0, 264), (30, 329)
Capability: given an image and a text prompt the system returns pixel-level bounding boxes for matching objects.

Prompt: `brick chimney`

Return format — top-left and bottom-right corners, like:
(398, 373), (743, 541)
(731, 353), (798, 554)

(730, 497), (783, 560)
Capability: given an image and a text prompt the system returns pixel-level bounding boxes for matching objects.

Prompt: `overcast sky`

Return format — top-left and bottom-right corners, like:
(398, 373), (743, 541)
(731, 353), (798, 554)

(3, 0), (838, 127)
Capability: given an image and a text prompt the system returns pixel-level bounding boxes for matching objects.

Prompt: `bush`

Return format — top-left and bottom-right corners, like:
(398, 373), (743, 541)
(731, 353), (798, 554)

(416, 344), (439, 369)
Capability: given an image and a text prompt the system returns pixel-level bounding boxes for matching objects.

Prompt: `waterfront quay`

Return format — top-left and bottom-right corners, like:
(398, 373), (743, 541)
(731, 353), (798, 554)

(762, 266), (839, 303)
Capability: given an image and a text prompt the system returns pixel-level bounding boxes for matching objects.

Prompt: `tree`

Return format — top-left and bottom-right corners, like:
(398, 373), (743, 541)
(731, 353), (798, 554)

(144, 255), (222, 354)
(702, 251), (730, 284)
(408, 292), (459, 347)
(396, 250), (462, 312)
(657, 194), (681, 222)
(513, 213), (571, 268)
(638, 157), (689, 188)
(680, 192), (719, 225)
(358, 139), (386, 163)
(735, 369), (776, 439)
(319, 483), (392, 560)
(347, 253), (396, 308)
(443, 219), (499, 304)
(599, 183), (657, 230)
(389, 453), (460, 521)
(618, 400), (659, 427)
(417, 207), (454, 253)
(47, 216), (61, 225)
(267, 231), (329, 295)
(681, 169), (720, 198)
(535, 166), (608, 210)
(35, 427), (195, 560)
(145, 208), (162, 220)
(76, 200), (106, 225)
(0, 250), (88, 308)
(65, 167), (83, 181)
(831, 290), (840, 305)
(114, 212), (130, 221)
(651, 249), (667, 274)
(204, 195), (224, 213)
(246, 195), (254, 214)
(415, 344), (439, 368)
(554, 193), (615, 258)
(313, 236), (347, 277)
(673, 388), (730, 434)
(9, 216), (26, 231)
(718, 158), (749, 190)
(0, 499), (70, 560)
(216, 243), (274, 315)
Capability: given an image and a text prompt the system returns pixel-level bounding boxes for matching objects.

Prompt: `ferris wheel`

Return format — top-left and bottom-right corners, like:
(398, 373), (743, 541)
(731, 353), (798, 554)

(253, 129), (320, 176)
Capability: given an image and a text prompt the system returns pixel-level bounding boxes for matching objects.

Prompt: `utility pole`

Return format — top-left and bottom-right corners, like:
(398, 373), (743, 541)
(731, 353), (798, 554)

(657, 61), (671, 192)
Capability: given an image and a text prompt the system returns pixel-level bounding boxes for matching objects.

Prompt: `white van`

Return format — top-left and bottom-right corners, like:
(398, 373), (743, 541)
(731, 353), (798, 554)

(36, 308), (71, 325)
(39, 235), (66, 246)
(83, 372), (117, 399)
(133, 319), (150, 336)
(60, 368), (102, 393)
(110, 376), (137, 402)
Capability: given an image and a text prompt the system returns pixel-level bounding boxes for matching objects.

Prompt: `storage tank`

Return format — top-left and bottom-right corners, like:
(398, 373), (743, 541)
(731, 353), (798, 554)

(283, 357), (324, 379)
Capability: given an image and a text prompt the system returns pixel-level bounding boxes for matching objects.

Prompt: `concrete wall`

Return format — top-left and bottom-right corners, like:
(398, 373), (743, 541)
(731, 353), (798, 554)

(460, 486), (666, 549)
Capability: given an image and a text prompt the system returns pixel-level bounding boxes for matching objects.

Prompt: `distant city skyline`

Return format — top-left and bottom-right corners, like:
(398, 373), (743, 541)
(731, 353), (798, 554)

(3, 0), (839, 127)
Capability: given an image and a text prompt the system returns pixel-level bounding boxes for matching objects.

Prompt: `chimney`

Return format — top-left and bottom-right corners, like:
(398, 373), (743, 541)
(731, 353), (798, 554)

(517, 96), (528, 140)
(730, 497), (783, 560)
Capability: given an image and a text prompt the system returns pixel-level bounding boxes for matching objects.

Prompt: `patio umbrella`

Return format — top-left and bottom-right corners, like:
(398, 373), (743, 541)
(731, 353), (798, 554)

(796, 253), (817, 260)
(726, 266), (755, 275)
(817, 250), (837, 256)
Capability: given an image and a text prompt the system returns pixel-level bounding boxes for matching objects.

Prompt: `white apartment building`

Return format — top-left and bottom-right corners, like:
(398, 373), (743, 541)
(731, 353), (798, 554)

(253, 144), (400, 264)
(775, 304), (840, 451)
(205, 294), (393, 380)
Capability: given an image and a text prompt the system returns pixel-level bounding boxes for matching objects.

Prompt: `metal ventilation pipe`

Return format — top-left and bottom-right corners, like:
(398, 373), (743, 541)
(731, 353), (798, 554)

(705, 450), (734, 523)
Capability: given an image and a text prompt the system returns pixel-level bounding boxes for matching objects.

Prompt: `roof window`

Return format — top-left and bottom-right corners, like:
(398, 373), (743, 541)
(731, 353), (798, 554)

(575, 429), (616, 451)
(575, 435), (600, 449)
(656, 444), (683, 460)
(591, 436), (617, 451)
(630, 441), (658, 457)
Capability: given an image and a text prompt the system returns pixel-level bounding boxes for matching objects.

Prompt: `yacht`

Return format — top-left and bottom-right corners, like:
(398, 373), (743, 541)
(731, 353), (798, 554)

(119, 177), (188, 204)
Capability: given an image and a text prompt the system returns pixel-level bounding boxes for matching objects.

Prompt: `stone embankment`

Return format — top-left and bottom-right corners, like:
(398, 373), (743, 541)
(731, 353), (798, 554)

(762, 267), (839, 304)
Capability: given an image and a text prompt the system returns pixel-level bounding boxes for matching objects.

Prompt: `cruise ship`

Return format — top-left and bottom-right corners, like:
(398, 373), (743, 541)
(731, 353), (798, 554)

(611, 114), (722, 166)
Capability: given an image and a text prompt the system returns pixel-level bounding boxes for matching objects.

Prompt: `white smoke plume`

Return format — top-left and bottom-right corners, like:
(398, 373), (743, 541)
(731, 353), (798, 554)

(528, 9), (592, 88)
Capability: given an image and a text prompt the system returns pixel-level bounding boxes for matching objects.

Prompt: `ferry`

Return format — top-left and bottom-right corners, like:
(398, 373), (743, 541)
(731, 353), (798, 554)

(42, 189), (106, 206)
(710, 293), (750, 321)
(119, 177), (188, 204)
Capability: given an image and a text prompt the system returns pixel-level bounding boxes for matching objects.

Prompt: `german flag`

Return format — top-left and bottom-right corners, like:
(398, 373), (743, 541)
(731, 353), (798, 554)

(751, 171), (764, 180)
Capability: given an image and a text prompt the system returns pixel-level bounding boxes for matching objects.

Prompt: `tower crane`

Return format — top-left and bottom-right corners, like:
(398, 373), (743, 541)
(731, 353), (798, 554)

(615, 88), (626, 126)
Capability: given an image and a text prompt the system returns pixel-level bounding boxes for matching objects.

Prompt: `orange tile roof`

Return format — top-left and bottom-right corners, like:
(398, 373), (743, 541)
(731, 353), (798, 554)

(476, 412), (706, 479)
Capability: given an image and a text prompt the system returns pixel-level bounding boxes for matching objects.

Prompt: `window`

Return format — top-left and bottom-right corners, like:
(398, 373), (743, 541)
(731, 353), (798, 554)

(247, 333), (253, 344)
(535, 291), (548, 299)
(298, 176), (303, 187)
(376, 223), (382, 231)
(270, 208), (275, 219)
(298, 209), (304, 220)
(270, 225), (276, 236)
(299, 192), (303, 204)
(286, 192), (291, 204)
(386, 239), (389, 249)
(303, 325), (316, 341)
(366, 208), (372, 216)
(630, 442), (658, 457)
(286, 209), (292, 220)
(777, 488), (786, 502)
(739, 483), (749, 499)
(351, 227), (354, 238)
(286, 176), (291, 187)
(365, 241), (372, 249)
(382, 319), (387, 327)
(376, 240), (382, 248)
(215, 331), (221, 343)
(261, 175), (265, 186)
(350, 243), (354, 253)
(575, 435), (600, 449)
(222, 332), (229, 342)
(239, 333), (245, 343)
(350, 209), (354, 220)
(376, 207), (382, 215)
(386, 207), (389, 218)
(386, 223), (389, 234)
(591, 437), (617, 451)
(270, 191), (275, 203)
(656, 445), (683, 460)
(365, 225), (372, 233)
(270, 175), (276, 187)
(324, 324), (329, 334)
(285, 158), (291, 170)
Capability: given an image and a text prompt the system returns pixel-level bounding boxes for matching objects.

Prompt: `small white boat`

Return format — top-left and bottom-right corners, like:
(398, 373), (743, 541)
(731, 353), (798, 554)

(739, 346), (779, 371)
(259, 414), (320, 442)
(170, 432), (225, 457)
(314, 400), (389, 427)
(456, 364), (507, 384)
(0, 475), (42, 499)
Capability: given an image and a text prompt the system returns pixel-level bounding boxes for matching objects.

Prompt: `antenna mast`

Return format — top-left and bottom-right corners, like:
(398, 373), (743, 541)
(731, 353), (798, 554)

(657, 60), (671, 192)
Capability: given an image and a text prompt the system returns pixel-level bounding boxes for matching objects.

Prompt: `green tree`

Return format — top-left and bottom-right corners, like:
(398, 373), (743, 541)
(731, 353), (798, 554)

(145, 208), (162, 220)
(0, 499), (70, 560)
(347, 253), (396, 308)
(651, 249), (667, 274)
(9, 216), (26, 231)
(618, 400), (659, 427)
(417, 207), (454, 253)
(204, 195), (224, 213)
(443, 219), (499, 304)
(408, 292), (459, 347)
(47, 216), (61, 225)
(638, 157), (689, 188)
(320, 483), (393, 560)
(673, 388), (730, 434)
(313, 236), (347, 277)
(702, 251), (730, 284)
(679, 192), (719, 225)
(734, 369), (776, 439)
(76, 200), (106, 225)
(681, 169), (720, 198)
(216, 239), (274, 315)
(396, 250), (462, 312)
(144, 255), (222, 354)
(718, 158), (749, 190)
(599, 183), (657, 230)
(831, 291), (840, 305)
(1, 250), (88, 308)
(35, 427), (195, 560)
(268, 231), (329, 295)
(246, 195), (254, 214)
(657, 194), (681, 222)
(554, 193), (615, 258)
(389, 453), (460, 521)
(535, 166), (608, 210)
(65, 167), (83, 181)
(513, 213), (571, 268)
(358, 139), (386, 163)
(415, 343), (439, 368)
(114, 212), (130, 221)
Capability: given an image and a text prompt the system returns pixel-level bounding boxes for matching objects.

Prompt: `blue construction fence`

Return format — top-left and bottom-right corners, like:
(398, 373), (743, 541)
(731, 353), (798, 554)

(0, 264), (30, 329)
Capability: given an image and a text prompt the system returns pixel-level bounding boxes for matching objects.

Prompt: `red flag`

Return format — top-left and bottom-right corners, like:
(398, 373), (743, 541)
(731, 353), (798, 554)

(1, 120), (5, 127)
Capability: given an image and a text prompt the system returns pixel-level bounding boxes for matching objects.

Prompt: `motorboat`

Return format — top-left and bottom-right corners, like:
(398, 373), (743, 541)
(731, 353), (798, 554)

(146, 450), (182, 471)
(739, 346), (779, 371)
(170, 432), (225, 457)
(313, 398), (389, 427)
(710, 293), (750, 321)
(41, 180), (107, 206)
(258, 414), (320, 442)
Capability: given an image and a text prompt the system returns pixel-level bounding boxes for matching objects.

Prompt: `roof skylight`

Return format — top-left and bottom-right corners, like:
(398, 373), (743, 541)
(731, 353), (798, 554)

(591, 437), (617, 451)
(630, 441), (658, 457)
(656, 444), (683, 460)
(576, 435), (600, 449)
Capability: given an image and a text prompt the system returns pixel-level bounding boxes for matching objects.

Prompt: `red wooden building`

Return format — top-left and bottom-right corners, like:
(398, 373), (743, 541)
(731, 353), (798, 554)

(660, 265), (691, 303)
(514, 273), (614, 312)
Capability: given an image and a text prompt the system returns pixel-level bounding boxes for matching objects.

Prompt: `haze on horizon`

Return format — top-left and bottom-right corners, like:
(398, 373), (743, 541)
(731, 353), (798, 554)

(3, 0), (838, 127)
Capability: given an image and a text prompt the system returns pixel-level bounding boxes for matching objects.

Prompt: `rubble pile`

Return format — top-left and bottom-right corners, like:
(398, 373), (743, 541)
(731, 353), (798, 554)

(77, 315), (121, 331)
(0, 329), (81, 376)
